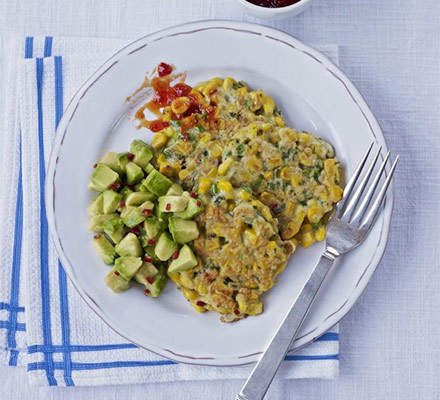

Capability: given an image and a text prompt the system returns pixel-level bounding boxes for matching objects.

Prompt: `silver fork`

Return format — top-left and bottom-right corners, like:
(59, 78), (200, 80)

(236, 144), (399, 400)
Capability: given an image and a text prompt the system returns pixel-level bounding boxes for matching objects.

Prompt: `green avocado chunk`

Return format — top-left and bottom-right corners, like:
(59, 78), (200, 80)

(144, 170), (173, 196)
(125, 192), (156, 207)
(168, 217), (200, 244)
(122, 207), (146, 228)
(166, 183), (184, 196)
(117, 152), (130, 172)
(143, 245), (162, 263)
(158, 195), (188, 213)
(105, 266), (130, 293)
(168, 245), (198, 273)
(87, 193), (104, 216)
(145, 163), (156, 174)
(88, 164), (119, 192)
(103, 216), (124, 244)
(103, 190), (123, 214)
(144, 265), (167, 297)
(92, 234), (117, 265)
(100, 152), (123, 175)
(115, 232), (143, 257)
(143, 216), (167, 240)
(130, 140), (153, 169)
(88, 213), (119, 232)
(120, 186), (134, 202)
(174, 197), (203, 220)
(126, 162), (144, 185)
(155, 232), (178, 261)
(114, 256), (143, 280)
(134, 262), (158, 285)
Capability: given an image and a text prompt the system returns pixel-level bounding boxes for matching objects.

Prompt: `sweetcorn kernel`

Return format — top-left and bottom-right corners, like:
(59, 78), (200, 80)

(263, 97), (275, 114)
(198, 133), (211, 145)
(179, 169), (189, 180)
(198, 177), (212, 195)
(248, 122), (258, 137)
(218, 180), (233, 193)
(268, 241), (278, 250)
(168, 272), (180, 284)
(171, 97), (191, 114)
(329, 185), (344, 202)
(299, 152), (314, 167)
(280, 166), (292, 180)
(223, 77), (236, 90)
(151, 132), (168, 149)
(275, 116), (285, 127)
(281, 221), (300, 240)
(263, 170), (273, 180)
(207, 167), (218, 178)
(197, 283), (208, 295)
(298, 132), (311, 143)
(191, 303), (207, 313)
(247, 156), (263, 172)
(208, 142), (223, 158)
(244, 228), (258, 245)
(300, 231), (315, 248)
(183, 288), (199, 301)
(291, 172), (302, 187)
(237, 300), (248, 313)
(268, 157), (282, 167)
(202, 77), (223, 97)
(239, 188), (251, 201)
(307, 206), (324, 223)
(218, 158), (233, 175)
(315, 225), (326, 242)
(247, 302), (263, 316)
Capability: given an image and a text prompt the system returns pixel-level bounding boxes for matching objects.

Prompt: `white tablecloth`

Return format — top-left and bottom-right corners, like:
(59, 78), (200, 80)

(0, 0), (439, 399)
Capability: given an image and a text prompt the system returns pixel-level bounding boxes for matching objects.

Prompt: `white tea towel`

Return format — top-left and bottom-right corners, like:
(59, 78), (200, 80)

(0, 36), (339, 386)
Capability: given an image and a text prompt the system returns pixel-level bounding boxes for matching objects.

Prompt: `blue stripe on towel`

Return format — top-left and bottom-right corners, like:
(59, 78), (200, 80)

(28, 343), (137, 354)
(316, 332), (339, 342)
(25, 37), (33, 59)
(44, 37), (53, 57)
(0, 303), (25, 312)
(54, 55), (74, 386)
(0, 321), (26, 331)
(36, 57), (57, 386)
(285, 354), (339, 361)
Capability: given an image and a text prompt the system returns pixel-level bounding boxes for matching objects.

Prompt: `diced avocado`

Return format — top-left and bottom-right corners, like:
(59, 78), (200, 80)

(134, 262), (159, 285)
(168, 217), (200, 244)
(92, 234), (116, 265)
(88, 164), (119, 192)
(88, 213), (119, 232)
(103, 217), (124, 244)
(166, 183), (184, 196)
(155, 232), (179, 261)
(87, 193), (104, 216)
(158, 195), (188, 213)
(120, 205), (135, 219)
(122, 207), (146, 228)
(117, 152), (129, 172)
(139, 200), (155, 211)
(114, 256), (143, 280)
(145, 265), (167, 297)
(126, 192), (156, 207)
(144, 216), (167, 239)
(155, 204), (170, 221)
(143, 245), (162, 263)
(115, 232), (143, 257)
(126, 162), (144, 184)
(100, 152), (123, 175)
(120, 186), (134, 201)
(105, 266), (130, 293)
(174, 197), (203, 220)
(144, 170), (173, 196)
(168, 244), (198, 273)
(103, 190), (123, 214)
(145, 163), (155, 174)
(130, 140), (153, 169)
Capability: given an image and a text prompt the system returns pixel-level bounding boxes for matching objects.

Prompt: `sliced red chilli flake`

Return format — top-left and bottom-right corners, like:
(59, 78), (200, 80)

(93, 163), (98, 168)
(173, 83), (192, 97)
(114, 270), (120, 276)
(157, 62), (172, 77)
(127, 184), (136, 191)
(144, 289), (150, 295)
(93, 234), (101, 239)
(234, 309), (240, 316)
(119, 201), (125, 208)
(127, 153), (135, 160)
(209, 88), (217, 95)
(144, 256), (153, 263)
(146, 276), (154, 285)
(131, 227), (140, 236)
(172, 250), (179, 260)
(196, 300), (205, 307)
(142, 209), (152, 216)
(166, 203), (171, 211)
(190, 192), (197, 199)
(270, 203), (279, 210)
(196, 200), (202, 207)
(147, 238), (156, 245)
(108, 182), (120, 191)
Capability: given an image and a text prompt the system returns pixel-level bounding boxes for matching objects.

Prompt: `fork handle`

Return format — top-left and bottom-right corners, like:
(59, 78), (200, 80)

(236, 249), (337, 400)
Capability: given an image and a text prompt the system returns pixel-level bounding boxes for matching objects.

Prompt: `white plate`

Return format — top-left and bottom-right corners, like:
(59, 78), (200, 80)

(46, 20), (393, 366)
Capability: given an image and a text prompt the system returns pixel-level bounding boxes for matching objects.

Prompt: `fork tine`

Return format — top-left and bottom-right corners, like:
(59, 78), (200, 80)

(337, 143), (374, 216)
(341, 146), (382, 221)
(350, 151), (391, 224)
(360, 155), (399, 230)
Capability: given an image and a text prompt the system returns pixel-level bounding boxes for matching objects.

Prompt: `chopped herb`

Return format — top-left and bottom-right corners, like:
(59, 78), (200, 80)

(224, 94), (230, 102)
(170, 119), (181, 129)
(213, 195), (225, 205)
(231, 81), (245, 90)
(163, 148), (173, 159)
(205, 263), (220, 271)
(196, 124), (205, 133)
(311, 220), (324, 230)
(225, 150), (232, 157)
(300, 200), (308, 206)
(203, 150), (209, 157)
(188, 133), (196, 141)
(251, 174), (264, 191)
(267, 181), (276, 191)
(273, 107), (281, 116)
(210, 183), (219, 196)
(244, 99), (252, 109)
(229, 112), (236, 118)
(236, 143), (245, 155)
(223, 277), (233, 284)
(282, 148), (293, 160)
